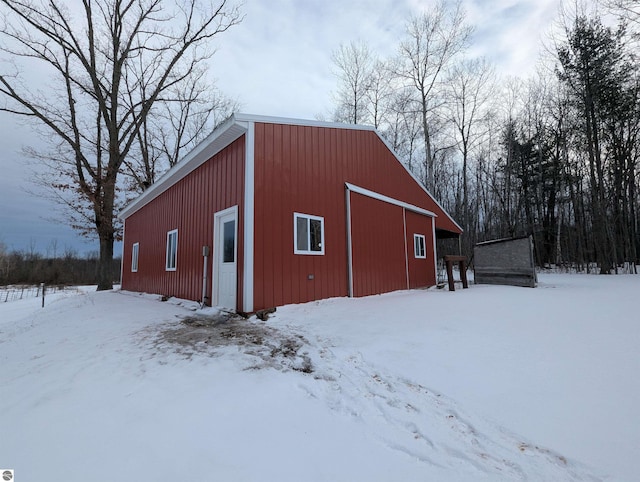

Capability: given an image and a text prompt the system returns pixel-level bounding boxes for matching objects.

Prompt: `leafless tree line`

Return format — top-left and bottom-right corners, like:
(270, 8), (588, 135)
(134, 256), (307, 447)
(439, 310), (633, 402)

(329, 0), (640, 273)
(0, 240), (120, 285)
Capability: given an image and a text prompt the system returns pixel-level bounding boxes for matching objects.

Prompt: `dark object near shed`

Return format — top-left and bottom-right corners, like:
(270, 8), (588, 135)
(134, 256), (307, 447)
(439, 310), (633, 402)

(474, 236), (537, 288)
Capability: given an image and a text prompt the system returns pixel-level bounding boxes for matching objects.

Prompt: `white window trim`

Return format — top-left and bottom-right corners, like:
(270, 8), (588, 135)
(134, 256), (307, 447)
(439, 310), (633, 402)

(131, 242), (139, 272)
(294, 212), (325, 255)
(414, 234), (426, 259)
(166, 229), (178, 271)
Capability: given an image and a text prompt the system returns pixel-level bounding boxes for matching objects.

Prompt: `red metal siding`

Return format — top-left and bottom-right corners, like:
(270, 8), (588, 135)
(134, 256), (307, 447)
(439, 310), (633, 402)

(253, 124), (351, 310)
(350, 193), (407, 297)
(252, 123), (452, 310)
(122, 136), (245, 305)
(405, 210), (436, 289)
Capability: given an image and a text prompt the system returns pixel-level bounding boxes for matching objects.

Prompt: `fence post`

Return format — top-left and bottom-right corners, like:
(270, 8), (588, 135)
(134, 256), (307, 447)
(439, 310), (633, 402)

(41, 283), (45, 308)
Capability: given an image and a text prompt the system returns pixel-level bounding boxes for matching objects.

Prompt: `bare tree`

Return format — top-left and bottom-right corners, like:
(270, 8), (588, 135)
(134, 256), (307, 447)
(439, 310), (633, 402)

(445, 57), (496, 247)
(398, 0), (472, 192)
(363, 59), (395, 129)
(122, 70), (239, 193)
(0, 0), (242, 290)
(331, 40), (373, 124)
(603, 0), (640, 27)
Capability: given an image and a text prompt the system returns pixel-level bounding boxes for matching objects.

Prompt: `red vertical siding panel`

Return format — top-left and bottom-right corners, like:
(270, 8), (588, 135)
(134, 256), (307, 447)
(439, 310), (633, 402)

(121, 136), (245, 304)
(279, 124), (292, 305)
(272, 124), (285, 307)
(288, 126), (300, 305)
(310, 126), (320, 302)
(254, 124), (264, 311)
(262, 123), (275, 308)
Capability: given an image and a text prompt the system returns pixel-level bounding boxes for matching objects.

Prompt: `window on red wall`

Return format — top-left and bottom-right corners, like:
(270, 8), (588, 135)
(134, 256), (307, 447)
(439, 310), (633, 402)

(414, 234), (426, 259)
(166, 229), (178, 270)
(294, 213), (324, 255)
(131, 242), (139, 272)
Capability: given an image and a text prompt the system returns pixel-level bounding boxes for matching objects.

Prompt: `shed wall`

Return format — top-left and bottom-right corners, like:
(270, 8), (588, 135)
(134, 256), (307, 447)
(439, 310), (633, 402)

(121, 136), (245, 303)
(474, 236), (537, 287)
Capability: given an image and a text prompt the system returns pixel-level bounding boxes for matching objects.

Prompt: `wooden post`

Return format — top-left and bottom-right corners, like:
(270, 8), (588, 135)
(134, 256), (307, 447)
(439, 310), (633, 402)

(41, 283), (45, 308)
(446, 259), (455, 291)
(443, 255), (468, 292)
(459, 259), (469, 289)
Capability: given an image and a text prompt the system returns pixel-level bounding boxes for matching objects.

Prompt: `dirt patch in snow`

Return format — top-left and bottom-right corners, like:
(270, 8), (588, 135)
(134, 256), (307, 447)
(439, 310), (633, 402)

(145, 312), (314, 373)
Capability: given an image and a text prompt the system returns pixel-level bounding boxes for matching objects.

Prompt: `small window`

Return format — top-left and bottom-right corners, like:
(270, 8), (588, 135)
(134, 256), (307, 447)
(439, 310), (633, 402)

(223, 220), (235, 263)
(166, 229), (178, 271)
(131, 242), (139, 272)
(294, 212), (325, 255)
(414, 234), (426, 259)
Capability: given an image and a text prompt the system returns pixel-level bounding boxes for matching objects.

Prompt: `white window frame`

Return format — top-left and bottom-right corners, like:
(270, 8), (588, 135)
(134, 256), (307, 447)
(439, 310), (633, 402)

(131, 242), (139, 272)
(414, 234), (426, 259)
(294, 212), (325, 255)
(166, 229), (178, 271)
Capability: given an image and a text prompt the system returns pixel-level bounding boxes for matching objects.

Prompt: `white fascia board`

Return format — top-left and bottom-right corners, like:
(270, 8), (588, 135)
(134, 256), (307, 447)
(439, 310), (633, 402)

(242, 121), (255, 313)
(345, 188), (354, 297)
(345, 183), (437, 218)
(119, 117), (247, 219)
(432, 218), (438, 282)
(120, 219), (126, 284)
(372, 131), (464, 234)
(233, 113), (376, 132)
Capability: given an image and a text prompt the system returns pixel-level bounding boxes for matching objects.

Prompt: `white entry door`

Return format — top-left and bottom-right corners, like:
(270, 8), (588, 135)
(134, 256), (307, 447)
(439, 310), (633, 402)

(214, 206), (238, 310)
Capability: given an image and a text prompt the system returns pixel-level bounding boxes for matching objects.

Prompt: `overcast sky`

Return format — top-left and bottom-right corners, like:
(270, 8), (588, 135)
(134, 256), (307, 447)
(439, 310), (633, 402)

(0, 0), (565, 256)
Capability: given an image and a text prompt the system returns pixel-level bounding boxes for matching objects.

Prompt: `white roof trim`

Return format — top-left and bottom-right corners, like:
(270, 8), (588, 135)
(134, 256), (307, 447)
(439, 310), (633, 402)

(233, 113), (376, 132)
(345, 183), (437, 218)
(119, 116), (247, 219)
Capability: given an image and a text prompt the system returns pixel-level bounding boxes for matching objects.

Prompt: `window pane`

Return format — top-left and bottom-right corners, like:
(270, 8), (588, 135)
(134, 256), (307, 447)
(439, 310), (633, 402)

(414, 234), (425, 258)
(169, 239), (174, 268)
(132, 244), (139, 272)
(296, 216), (308, 251)
(310, 218), (322, 252)
(223, 220), (235, 263)
(167, 231), (177, 269)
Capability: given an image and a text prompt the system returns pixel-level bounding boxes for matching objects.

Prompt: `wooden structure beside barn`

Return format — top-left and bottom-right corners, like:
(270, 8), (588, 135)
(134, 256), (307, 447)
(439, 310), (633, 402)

(119, 114), (462, 313)
(474, 236), (537, 288)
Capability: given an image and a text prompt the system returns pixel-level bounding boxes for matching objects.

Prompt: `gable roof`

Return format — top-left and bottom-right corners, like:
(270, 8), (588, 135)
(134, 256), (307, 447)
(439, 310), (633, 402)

(119, 113), (462, 234)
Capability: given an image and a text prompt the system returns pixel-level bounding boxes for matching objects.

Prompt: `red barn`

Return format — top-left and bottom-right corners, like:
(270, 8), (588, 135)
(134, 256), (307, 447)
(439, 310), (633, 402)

(119, 114), (462, 313)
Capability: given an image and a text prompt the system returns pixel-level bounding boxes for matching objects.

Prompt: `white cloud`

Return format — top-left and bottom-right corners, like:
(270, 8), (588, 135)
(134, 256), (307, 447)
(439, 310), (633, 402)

(212, 0), (413, 119)
(464, 0), (560, 77)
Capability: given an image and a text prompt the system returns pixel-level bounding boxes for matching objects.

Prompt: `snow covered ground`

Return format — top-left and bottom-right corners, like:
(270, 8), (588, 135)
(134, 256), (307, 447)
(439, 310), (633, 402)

(0, 274), (638, 481)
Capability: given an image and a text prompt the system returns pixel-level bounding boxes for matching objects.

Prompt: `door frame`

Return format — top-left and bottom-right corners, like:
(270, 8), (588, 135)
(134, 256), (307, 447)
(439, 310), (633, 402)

(213, 205), (239, 309)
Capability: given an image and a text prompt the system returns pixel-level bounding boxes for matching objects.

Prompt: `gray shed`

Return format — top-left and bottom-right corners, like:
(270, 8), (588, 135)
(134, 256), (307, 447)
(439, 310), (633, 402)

(474, 236), (537, 288)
